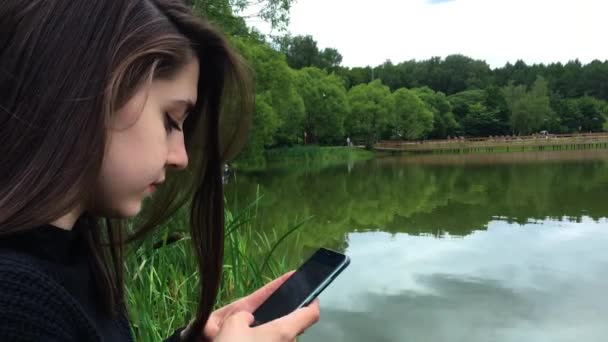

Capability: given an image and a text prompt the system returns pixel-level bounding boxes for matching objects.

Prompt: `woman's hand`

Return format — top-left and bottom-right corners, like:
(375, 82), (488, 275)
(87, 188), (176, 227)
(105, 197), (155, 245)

(181, 271), (321, 341)
(204, 271), (296, 338)
(213, 301), (320, 342)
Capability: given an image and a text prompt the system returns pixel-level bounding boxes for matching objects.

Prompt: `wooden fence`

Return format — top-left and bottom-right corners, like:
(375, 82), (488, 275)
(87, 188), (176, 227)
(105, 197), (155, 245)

(374, 133), (608, 153)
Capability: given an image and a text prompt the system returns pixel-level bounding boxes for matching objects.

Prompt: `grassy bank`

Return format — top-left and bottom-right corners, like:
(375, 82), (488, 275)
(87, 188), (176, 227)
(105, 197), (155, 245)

(235, 146), (374, 171)
(126, 194), (307, 341)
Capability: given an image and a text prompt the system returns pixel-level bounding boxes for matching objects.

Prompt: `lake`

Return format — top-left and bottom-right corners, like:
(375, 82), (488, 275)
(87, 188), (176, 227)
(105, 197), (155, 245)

(225, 150), (608, 342)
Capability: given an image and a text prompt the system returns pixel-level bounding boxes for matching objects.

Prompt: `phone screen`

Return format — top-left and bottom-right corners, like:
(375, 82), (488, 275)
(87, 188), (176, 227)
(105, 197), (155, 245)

(252, 248), (349, 326)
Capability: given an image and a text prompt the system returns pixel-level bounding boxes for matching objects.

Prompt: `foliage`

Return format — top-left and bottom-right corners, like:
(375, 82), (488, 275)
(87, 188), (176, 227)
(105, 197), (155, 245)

(413, 87), (459, 138)
(127, 199), (304, 341)
(294, 67), (350, 144)
(346, 80), (393, 145)
(552, 96), (608, 133)
(503, 76), (554, 135)
(273, 35), (344, 73)
(391, 88), (434, 140)
(187, 0), (295, 33)
(184, 0), (608, 161)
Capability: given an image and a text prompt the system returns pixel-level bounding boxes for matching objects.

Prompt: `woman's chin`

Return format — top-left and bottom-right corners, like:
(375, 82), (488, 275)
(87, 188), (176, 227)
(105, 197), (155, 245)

(91, 193), (148, 219)
(109, 200), (144, 219)
(124, 202), (144, 218)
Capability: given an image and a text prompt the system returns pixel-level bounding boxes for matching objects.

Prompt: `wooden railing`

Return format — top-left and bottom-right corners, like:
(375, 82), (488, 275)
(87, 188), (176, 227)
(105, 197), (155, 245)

(375, 132), (608, 152)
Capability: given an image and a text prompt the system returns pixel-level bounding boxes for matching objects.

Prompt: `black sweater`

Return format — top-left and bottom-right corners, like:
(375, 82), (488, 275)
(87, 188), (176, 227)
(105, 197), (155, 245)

(0, 222), (184, 341)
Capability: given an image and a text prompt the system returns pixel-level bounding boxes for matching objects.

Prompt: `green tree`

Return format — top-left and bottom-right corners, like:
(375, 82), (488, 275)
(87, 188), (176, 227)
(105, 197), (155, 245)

(483, 86), (511, 135)
(346, 80), (393, 145)
(448, 89), (487, 121)
(413, 87), (459, 138)
(337, 66), (372, 88)
(391, 88), (434, 140)
(461, 103), (502, 137)
(550, 96), (577, 133)
(187, 0), (295, 34)
(581, 60), (608, 100)
(576, 96), (608, 132)
(273, 70), (306, 145)
(284, 35), (320, 69)
(439, 54), (492, 95)
(233, 38), (305, 155)
(556, 60), (584, 98)
(187, 0), (246, 35)
(553, 96), (608, 133)
(294, 67), (349, 144)
(503, 82), (530, 135)
(503, 76), (554, 135)
(243, 42), (305, 145)
(375, 60), (402, 91)
(239, 93), (280, 162)
(282, 35), (343, 72)
(317, 48), (343, 72)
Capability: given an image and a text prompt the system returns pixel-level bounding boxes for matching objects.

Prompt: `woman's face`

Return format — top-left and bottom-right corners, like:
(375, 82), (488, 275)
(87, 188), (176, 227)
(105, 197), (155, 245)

(93, 58), (200, 218)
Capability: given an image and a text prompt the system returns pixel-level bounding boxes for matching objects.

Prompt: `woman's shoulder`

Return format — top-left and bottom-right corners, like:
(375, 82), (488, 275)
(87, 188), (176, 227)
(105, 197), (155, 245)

(0, 249), (83, 309)
(0, 250), (93, 340)
(0, 248), (59, 284)
(0, 249), (50, 281)
(0, 249), (74, 312)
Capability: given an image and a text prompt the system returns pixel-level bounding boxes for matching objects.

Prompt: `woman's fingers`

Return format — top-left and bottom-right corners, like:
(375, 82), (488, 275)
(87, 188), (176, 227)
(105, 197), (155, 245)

(259, 299), (320, 339)
(214, 300), (321, 342)
(297, 299), (320, 336)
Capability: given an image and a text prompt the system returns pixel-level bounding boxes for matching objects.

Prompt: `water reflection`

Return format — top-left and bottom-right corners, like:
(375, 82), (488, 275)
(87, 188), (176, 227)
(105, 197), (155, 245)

(303, 219), (608, 342)
(226, 150), (608, 248)
(225, 151), (608, 341)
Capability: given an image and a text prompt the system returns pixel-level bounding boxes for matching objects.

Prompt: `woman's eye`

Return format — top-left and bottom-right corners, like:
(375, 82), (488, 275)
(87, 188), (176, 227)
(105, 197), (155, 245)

(164, 113), (182, 132)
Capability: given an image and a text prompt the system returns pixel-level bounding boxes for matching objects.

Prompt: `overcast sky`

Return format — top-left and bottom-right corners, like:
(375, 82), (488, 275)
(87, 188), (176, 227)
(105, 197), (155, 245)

(247, 0), (607, 69)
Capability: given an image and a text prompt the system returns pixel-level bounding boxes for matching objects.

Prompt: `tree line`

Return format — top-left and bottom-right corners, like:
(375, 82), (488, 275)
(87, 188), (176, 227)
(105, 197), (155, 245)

(187, 0), (608, 161)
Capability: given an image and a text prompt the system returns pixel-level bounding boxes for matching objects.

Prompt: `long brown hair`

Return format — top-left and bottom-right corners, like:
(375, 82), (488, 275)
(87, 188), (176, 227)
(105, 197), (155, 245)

(0, 0), (252, 341)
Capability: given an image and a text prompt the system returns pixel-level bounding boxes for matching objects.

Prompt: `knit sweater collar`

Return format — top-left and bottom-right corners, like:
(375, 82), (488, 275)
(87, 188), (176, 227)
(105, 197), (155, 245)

(2, 218), (89, 265)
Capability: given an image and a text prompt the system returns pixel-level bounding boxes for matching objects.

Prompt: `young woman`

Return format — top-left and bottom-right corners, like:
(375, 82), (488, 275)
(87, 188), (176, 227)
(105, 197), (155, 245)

(0, 0), (319, 341)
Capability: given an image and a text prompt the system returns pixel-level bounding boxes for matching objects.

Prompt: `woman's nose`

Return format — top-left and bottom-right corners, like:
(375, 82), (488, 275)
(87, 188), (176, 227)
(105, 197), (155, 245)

(167, 137), (189, 170)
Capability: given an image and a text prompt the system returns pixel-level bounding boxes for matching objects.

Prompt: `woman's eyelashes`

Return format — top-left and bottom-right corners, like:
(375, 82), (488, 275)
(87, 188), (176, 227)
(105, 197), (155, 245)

(164, 112), (183, 132)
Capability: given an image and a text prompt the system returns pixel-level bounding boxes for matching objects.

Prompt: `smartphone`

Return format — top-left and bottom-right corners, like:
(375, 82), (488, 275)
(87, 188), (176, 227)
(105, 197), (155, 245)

(251, 248), (350, 327)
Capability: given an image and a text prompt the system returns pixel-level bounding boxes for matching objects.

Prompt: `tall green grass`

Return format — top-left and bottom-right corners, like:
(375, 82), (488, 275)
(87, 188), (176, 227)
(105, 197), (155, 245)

(125, 191), (309, 341)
